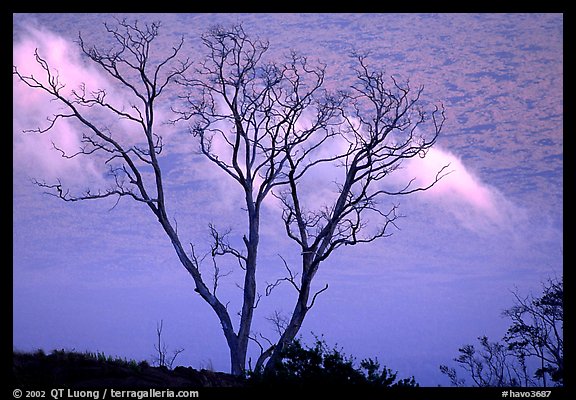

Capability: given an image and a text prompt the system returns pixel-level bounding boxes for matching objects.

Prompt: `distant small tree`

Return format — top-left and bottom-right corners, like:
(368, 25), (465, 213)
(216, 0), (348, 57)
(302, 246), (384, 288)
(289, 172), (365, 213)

(440, 276), (563, 387)
(153, 320), (185, 369)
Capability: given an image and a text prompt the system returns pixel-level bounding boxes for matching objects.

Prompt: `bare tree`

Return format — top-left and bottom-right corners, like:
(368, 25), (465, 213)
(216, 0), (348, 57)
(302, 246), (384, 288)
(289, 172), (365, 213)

(14, 20), (447, 377)
(173, 24), (347, 375)
(257, 54), (447, 374)
(153, 320), (185, 369)
(174, 25), (447, 375)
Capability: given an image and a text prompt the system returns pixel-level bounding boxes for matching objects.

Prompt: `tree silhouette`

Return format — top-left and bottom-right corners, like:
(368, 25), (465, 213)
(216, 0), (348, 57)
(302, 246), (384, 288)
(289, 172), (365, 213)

(439, 335), (530, 387)
(503, 277), (563, 386)
(440, 276), (563, 387)
(14, 20), (447, 376)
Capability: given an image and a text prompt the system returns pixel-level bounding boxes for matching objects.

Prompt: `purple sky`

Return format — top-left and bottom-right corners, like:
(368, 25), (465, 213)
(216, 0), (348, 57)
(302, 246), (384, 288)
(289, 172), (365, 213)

(12, 13), (563, 386)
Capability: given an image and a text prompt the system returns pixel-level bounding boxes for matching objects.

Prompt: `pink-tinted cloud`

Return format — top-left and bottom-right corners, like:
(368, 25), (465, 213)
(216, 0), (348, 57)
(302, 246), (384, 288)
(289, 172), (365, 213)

(401, 146), (523, 233)
(13, 25), (115, 185)
(13, 23), (521, 238)
(407, 147), (495, 210)
(13, 24), (176, 187)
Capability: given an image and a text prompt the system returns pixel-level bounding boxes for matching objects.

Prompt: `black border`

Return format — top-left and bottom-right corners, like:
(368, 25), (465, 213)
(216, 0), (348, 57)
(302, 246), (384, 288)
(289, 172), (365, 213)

(8, 5), (569, 399)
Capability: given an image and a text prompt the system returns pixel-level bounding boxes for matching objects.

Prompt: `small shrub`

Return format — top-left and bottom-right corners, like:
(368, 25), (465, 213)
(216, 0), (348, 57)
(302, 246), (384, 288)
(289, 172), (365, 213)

(250, 335), (418, 388)
(33, 349), (46, 358)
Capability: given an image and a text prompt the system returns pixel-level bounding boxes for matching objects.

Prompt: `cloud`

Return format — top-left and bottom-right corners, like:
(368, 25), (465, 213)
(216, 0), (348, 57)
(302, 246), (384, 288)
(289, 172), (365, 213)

(401, 146), (524, 234)
(13, 23), (177, 188)
(13, 24), (113, 186)
(13, 23), (522, 239)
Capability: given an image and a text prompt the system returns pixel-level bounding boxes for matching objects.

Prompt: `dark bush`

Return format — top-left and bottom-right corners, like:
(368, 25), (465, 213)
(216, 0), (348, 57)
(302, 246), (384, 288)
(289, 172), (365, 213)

(249, 336), (418, 388)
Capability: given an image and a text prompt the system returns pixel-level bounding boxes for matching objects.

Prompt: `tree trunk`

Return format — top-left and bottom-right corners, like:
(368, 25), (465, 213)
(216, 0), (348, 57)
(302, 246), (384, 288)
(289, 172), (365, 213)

(235, 193), (260, 375)
(156, 213), (246, 375)
(263, 263), (316, 375)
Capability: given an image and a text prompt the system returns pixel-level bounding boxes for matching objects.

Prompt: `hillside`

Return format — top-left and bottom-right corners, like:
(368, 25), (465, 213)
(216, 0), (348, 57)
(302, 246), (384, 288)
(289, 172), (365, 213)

(12, 350), (245, 388)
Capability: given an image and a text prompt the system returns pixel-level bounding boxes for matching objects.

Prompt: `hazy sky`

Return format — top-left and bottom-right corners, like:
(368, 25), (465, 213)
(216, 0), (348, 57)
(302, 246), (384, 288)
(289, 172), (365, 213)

(12, 13), (563, 386)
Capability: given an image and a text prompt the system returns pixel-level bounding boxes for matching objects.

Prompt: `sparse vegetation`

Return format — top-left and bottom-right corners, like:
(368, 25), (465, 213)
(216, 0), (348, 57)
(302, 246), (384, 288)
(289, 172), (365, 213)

(13, 336), (415, 389)
(15, 348), (150, 372)
(12, 349), (243, 388)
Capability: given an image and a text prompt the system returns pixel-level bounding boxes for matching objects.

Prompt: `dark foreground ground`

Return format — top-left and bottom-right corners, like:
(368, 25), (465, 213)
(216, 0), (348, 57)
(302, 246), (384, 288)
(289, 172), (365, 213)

(12, 350), (245, 388)
(12, 351), (566, 400)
